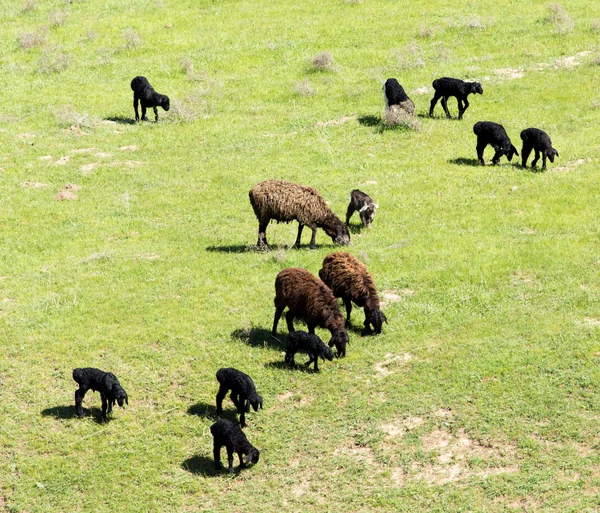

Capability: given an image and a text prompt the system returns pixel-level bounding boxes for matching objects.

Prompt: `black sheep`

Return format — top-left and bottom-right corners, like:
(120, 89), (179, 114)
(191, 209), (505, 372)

(473, 121), (519, 165)
(210, 418), (260, 474)
(346, 189), (378, 229)
(429, 77), (483, 120)
(383, 78), (415, 116)
(216, 368), (263, 427)
(72, 367), (129, 421)
(130, 76), (170, 122)
(285, 331), (334, 372)
(520, 128), (559, 170)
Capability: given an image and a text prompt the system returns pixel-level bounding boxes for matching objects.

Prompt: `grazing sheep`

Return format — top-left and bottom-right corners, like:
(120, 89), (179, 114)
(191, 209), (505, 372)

(216, 368), (263, 427)
(384, 78), (415, 117)
(473, 121), (519, 165)
(429, 77), (483, 120)
(130, 76), (170, 122)
(319, 252), (387, 335)
(346, 189), (378, 229)
(210, 418), (260, 474)
(285, 331), (334, 372)
(520, 127), (559, 170)
(272, 268), (350, 357)
(249, 180), (350, 250)
(72, 367), (128, 421)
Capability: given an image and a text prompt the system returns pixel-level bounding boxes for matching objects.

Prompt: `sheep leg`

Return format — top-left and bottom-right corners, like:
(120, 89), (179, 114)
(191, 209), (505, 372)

(458, 97), (469, 120)
(306, 354), (318, 372)
(257, 220), (270, 250)
(531, 149), (540, 168)
(141, 104), (148, 122)
(429, 92), (441, 117)
(272, 307), (284, 335)
(345, 204), (355, 225)
(308, 226), (317, 250)
(216, 385), (228, 413)
(213, 442), (223, 470)
(521, 144), (532, 167)
(75, 387), (88, 417)
(441, 96), (451, 118)
(541, 152), (547, 170)
(107, 398), (114, 415)
(293, 224), (304, 248)
(285, 349), (295, 366)
(476, 141), (487, 165)
(285, 310), (296, 333)
(101, 394), (109, 421)
(343, 298), (352, 328)
(238, 452), (246, 468)
(307, 323), (316, 334)
(133, 96), (140, 122)
(363, 318), (373, 335)
(153, 106), (159, 122)
(491, 147), (503, 165)
(226, 445), (235, 473)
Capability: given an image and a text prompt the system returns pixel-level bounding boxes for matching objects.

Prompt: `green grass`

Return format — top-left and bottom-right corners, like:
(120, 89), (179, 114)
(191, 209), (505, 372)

(1, 0), (600, 512)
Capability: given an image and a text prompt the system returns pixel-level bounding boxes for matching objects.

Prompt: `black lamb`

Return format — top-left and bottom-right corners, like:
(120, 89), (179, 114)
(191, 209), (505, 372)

(285, 331), (334, 372)
(384, 78), (415, 116)
(473, 121), (519, 165)
(429, 77), (483, 120)
(72, 367), (129, 421)
(210, 418), (260, 474)
(216, 368), (263, 427)
(520, 127), (559, 170)
(130, 76), (170, 122)
(346, 189), (378, 229)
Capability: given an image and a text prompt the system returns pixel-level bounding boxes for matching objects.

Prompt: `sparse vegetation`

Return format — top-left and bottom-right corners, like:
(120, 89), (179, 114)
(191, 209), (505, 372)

(547, 3), (574, 33)
(311, 51), (335, 71)
(122, 27), (143, 49)
(37, 47), (70, 73)
(17, 27), (47, 49)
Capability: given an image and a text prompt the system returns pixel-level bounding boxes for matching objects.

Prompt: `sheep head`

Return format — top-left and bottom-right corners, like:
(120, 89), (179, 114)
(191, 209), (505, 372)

(329, 329), (349, 357)
(471, 82), (483, 95)
(545, 148), (559, 163)
(112, 385), (129, 407)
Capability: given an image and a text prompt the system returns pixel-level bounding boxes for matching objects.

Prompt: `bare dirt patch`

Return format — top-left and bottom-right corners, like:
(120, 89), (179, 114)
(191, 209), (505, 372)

(70, 147), (98, 154)
(119, 145), (139, 151)
(95, 152), (112, 158)
(62, 183), (80, 191)
(135, 253), (160, 260)
(80, 163), (99, 173)
(374, 352), (412, 377)
(380, 416), (424, 439)
(38, 155), (53, 161)
(54, 190), (78, 201)
(583, 317), (600, 327)
(18, 133), (36, 139)
(412, 86), (431, 95)
(552, 158), (592, 172)
(21, 181), (47, 188)
(554, 51), (591, 69)
(54, 156), (70, 166)
(64, 125), (89, 136)
(494, 68), (524, 79)
(315, 115), (356, 127)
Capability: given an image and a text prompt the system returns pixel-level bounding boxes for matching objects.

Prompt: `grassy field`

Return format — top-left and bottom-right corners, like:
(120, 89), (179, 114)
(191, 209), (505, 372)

(1, 0), (600, 511)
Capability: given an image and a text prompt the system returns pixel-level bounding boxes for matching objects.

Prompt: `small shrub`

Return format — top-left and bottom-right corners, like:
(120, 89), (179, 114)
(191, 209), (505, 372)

(418, 25), (434, 38)
(122, 28), (143, 49)
(37, 48), (70, 74)
(18, 27), (47, 49)
(295, 79), (314, 96)
(167, 87), (214, 123)
(55, 105), (95, 127)
(311, 51), (335, 71)
(396, 42), (425, 70)
(547, 3), (574, 34)
(384, 106), (420, 131)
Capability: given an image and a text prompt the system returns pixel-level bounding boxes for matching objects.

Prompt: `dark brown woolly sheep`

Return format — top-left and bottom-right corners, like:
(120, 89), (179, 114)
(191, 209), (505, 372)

(272, 267), (349, 357)
(249, 180), (350, 250)
(319, 252), (387, 335)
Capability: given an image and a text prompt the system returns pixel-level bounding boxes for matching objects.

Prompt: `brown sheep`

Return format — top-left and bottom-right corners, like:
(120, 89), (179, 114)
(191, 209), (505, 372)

(319, 252), (387, 335)
(249, 180), (350, 250)
(272, 268), (349, 357)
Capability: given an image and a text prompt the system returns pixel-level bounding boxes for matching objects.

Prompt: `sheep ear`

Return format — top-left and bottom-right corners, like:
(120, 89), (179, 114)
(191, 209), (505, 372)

(125, 393), (129, 405)
(512, 145), (519, 156)
(555, 150), (559, 157)
(359, 205), (369, 213)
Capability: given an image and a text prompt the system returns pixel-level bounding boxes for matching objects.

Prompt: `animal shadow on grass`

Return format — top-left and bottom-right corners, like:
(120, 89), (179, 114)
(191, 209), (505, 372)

(358, 115), (381, 127)
(41, 405), (108, 424)
(182, 455), (217, 476)
(187, 401), (238, 423)
(231, 327), (287, 351)
(348, 223), (366, 235)
(205, 245), (254, 253)
(448, 157), (480, 166)
(104, 116), (136, 125)
(265, 360), (316, 374)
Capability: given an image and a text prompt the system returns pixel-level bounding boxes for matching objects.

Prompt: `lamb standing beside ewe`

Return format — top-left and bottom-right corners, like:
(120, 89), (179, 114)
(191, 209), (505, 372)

(319, 252), (387, 335)
(72, 367), (129, 421)
(210, 418), (260, 474)
(216, 368), (263, 427)
(285, 331), (334, 372)
(429, 77), (483, 120)
(130, 76), (170, 122)
(346, 189), (378, 229)
(520, 127), (559, 170)
(249, 180), (350, 250)
(272, 268), (350, 357)
(473, 121), (519, 165)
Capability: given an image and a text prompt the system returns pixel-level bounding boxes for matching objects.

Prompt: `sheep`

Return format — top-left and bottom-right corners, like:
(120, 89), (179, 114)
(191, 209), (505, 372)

(216, 368), (263, 427)
(384, 78), (415, 116)
(345, 189), (378, 229)
(249, 180), (350, 250)
(429, 77), (483, 120)
(272, 267), (350, 357)
(72, 367), (128, 421)
(210, 418), (260, 474)
(130, 76), (170, 122)
(520, 127), (559, 170)
(318, 252), (387, 335)
(285, 331), (334, 372)
(473, 121), (519, 165)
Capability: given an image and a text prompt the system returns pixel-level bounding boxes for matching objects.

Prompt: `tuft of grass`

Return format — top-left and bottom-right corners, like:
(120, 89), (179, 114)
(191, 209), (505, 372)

(396, 41), (425, 70)
(17, 27), (47, 49)
(383, 106), (421, 130)
(418, 25), (434, 38)
(49, 9), (69, 28)
(547, 3), (574, 34)
(590, 18), (600, 32)
(54, 105), (96, 128)
(310, 51), (335, 71)
(166, 88), (214, 123)
(295, 79), (315, 96)
(21, 0), (37, 12)
(37, 47), (70, 73)
(122, 27), (143, 49)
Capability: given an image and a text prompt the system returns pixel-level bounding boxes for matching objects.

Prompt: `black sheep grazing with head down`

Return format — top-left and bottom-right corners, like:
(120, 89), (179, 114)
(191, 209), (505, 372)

(130, 76), (170, 122)
(383, 78), (415, 116)
(429, 77), (483, 120)
(210, 418), (260, 474)
(215, 368), (263, 427)
(72, 367), (129, 421)
(473, 121), (519, 165)
(520, 127), (559, 170)
(285, 331), (334, 372)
